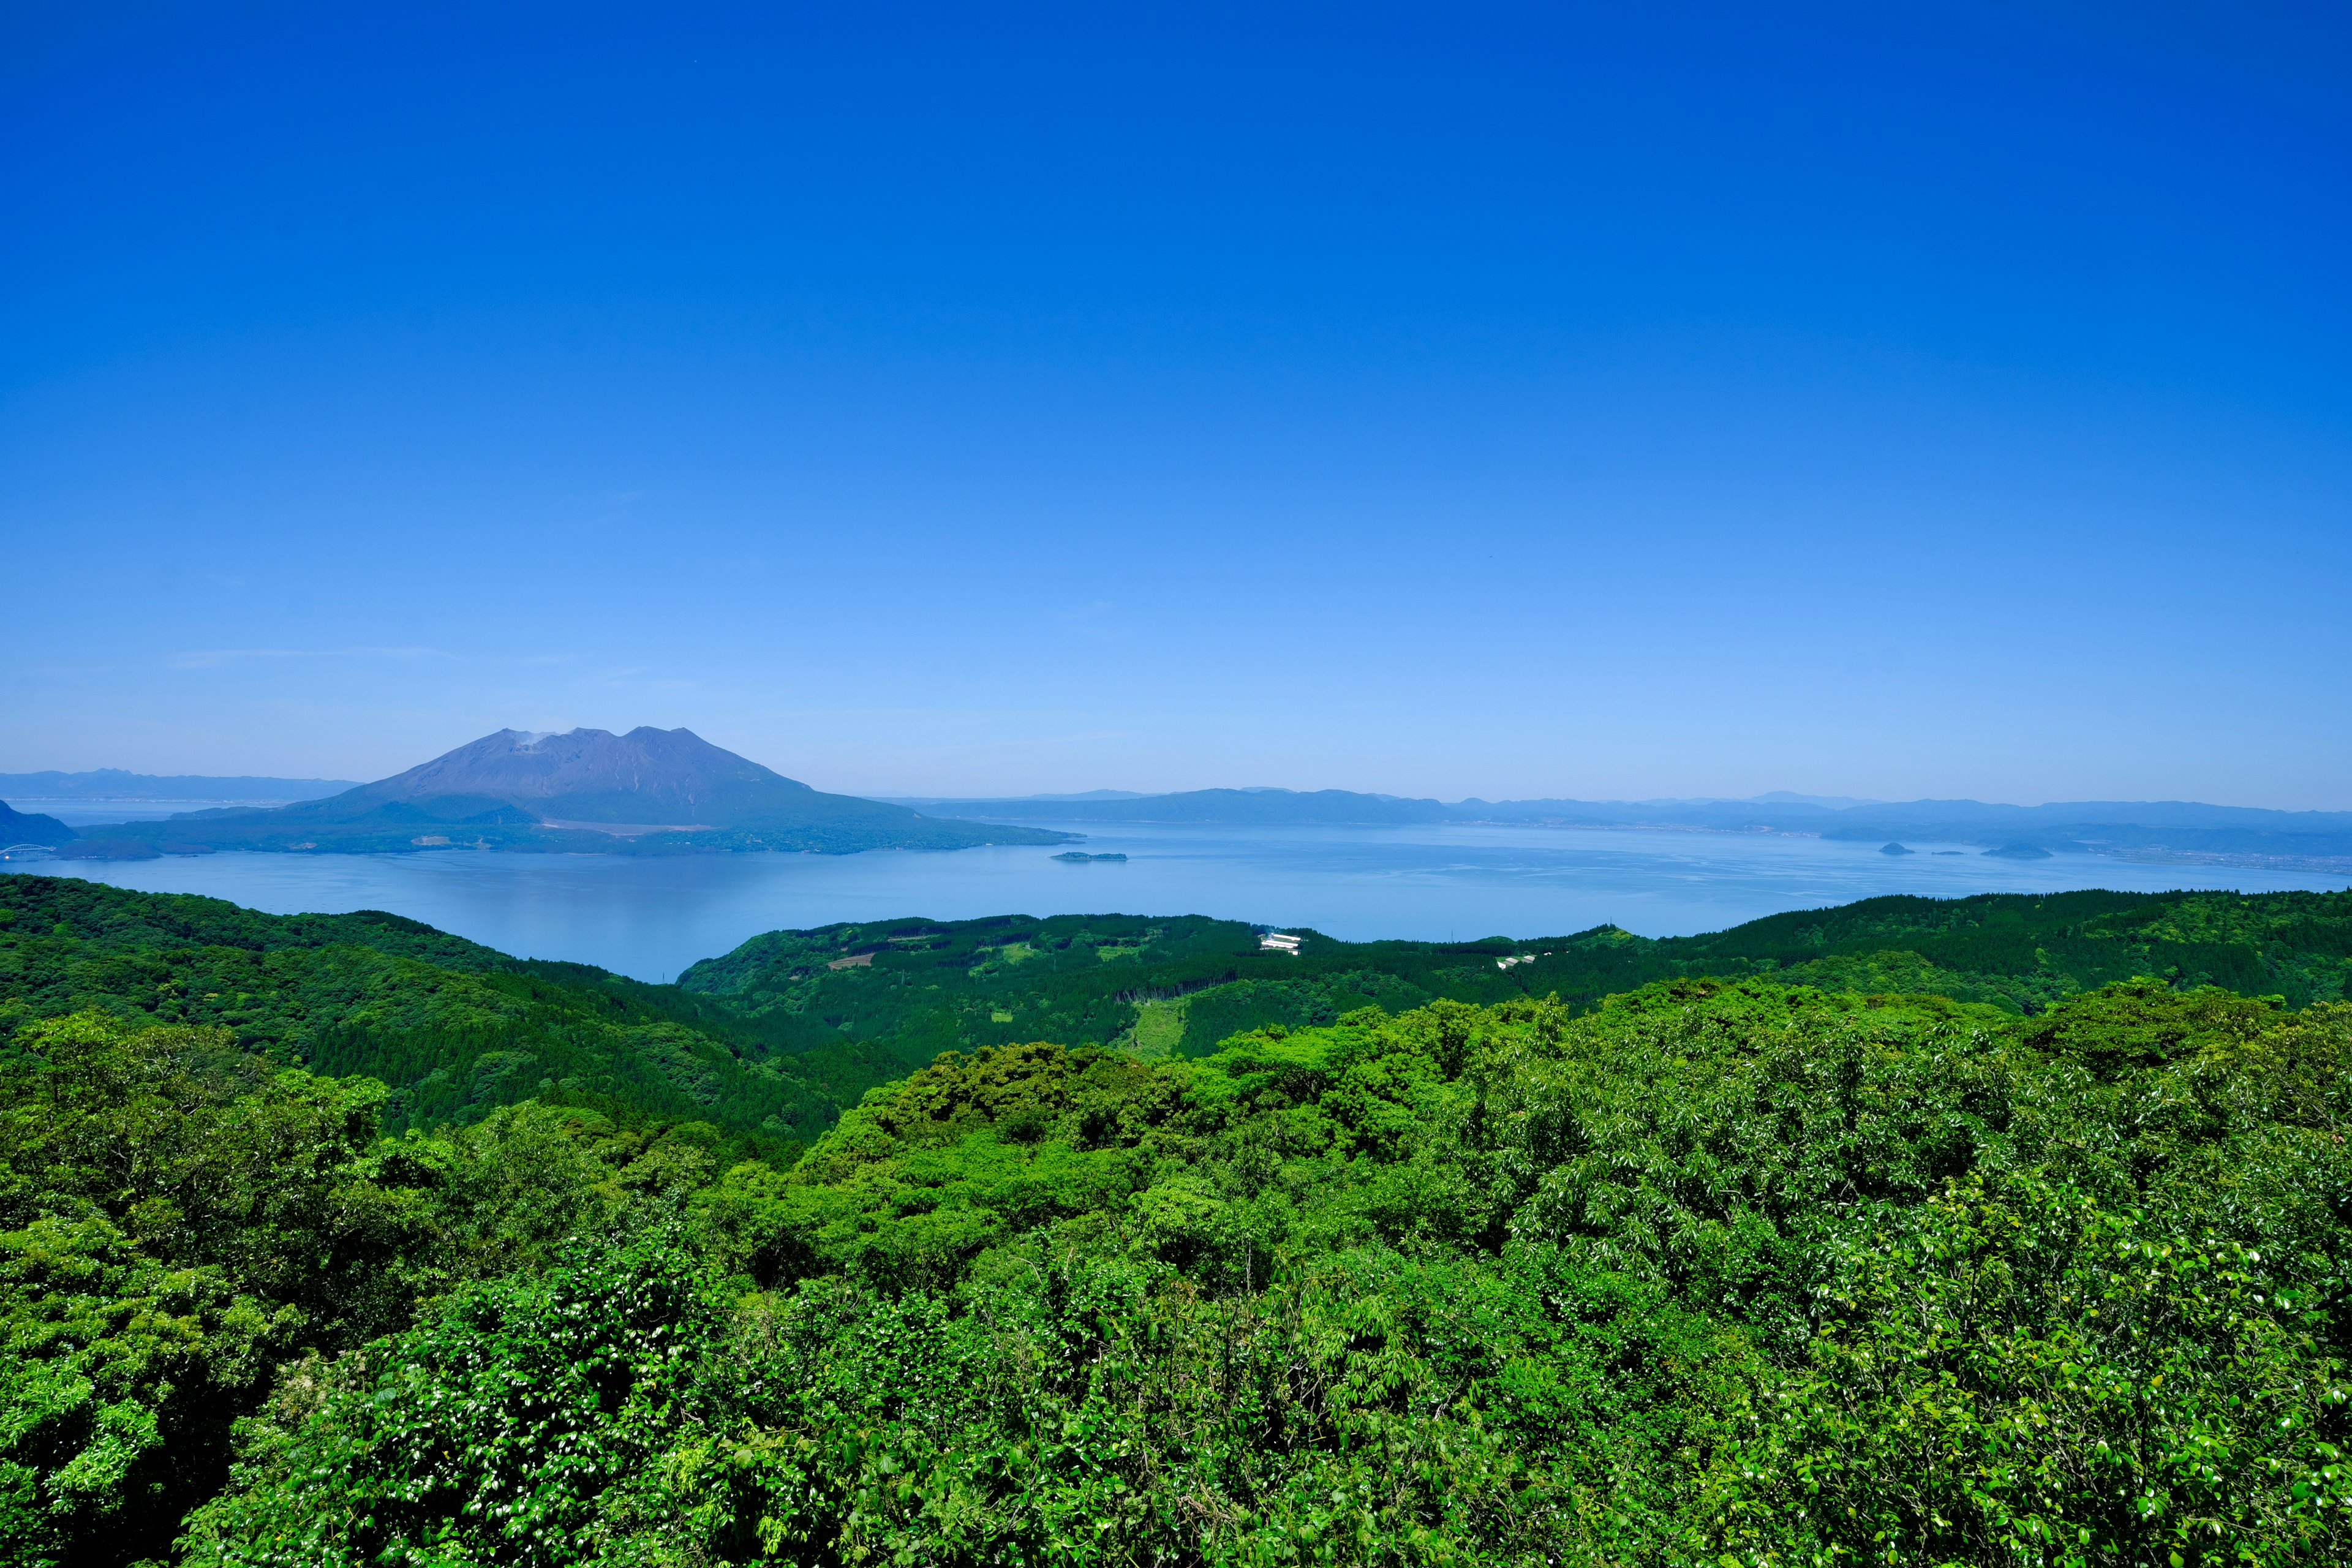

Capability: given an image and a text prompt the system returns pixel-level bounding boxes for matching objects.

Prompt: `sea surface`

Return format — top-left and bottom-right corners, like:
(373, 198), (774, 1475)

(7, 820), (2346, 983)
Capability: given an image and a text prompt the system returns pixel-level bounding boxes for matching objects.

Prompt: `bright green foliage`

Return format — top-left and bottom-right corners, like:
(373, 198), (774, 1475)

(179, 1231), (726, 1568)
(673, 890), (2352, 1116)
(0, 1014), (403, 1567)
(11, 875), (2352, 1562)
(0, 875), (827, 1146)
(1672, 889), (2352, 1013)
(0, 1012), (762, 1568)
(12, 877), (2352, 1155)
(181, 978), (2352, 1564)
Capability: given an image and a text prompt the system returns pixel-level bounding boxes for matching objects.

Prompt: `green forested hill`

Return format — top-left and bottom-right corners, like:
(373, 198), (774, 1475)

(15, 976), (2350, 1566)
(0, 875), (826, 1152)
(676, 887), (2352, 1110)
(1662, 886), (2352, 1009)
(9, 873), (2352, 1563)
(11, 876), (2350, 1159)
(0, 799), (75, 847)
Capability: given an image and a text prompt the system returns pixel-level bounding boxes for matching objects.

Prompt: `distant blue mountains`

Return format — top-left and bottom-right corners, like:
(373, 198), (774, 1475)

(887, 788), (2352, 869)
(12, 744), (2348, 869)
(0, 768), (364, 801)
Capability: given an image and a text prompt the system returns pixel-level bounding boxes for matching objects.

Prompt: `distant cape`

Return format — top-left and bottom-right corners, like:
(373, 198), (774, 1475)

(49, 728), (1068, 860)
(0, 799), (75, 851)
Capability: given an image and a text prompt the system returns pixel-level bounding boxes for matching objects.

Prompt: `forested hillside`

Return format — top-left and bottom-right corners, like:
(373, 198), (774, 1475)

(0, 800), (75, 848)
(677, 888), (2352, 1110)
(10, 975), (2350, 1564)
(0, 875), (825, 1154)
(12, 876), (2350, 1153)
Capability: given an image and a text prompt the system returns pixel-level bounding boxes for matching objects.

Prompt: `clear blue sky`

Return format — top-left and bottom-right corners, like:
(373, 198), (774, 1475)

(6, 2), (2348, 807)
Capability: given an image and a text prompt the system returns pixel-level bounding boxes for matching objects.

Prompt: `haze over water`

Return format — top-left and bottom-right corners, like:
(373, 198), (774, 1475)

(11, 821), (2345, 984)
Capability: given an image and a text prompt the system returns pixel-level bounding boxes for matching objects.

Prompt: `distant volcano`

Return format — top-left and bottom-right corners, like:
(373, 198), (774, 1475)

(52, 729), (1069, 859)
(334, 727), (866, 828)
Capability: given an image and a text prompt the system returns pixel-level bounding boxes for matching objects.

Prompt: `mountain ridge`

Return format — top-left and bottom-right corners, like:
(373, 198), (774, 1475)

(0, 769), (363, 801)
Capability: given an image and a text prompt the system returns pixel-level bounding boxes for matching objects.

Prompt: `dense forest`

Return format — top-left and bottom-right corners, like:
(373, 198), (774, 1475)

(8, 875), (2352, 1562)
(10, 876), (2351, 1145)
(673, 888), (2352, 1110)
(9, 973), (2351, 1564)
(0, 876), (826, 1155)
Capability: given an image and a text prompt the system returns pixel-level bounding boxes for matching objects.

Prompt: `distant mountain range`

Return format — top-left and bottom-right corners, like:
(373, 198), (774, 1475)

(0, 769), (363, 801)
(14, 751), (2348, 870)
(20, 729), (1068, 859)
(888, 787), (2352, 870)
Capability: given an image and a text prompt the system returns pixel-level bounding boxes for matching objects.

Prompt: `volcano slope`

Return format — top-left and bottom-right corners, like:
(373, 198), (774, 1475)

(53, 726), (1068, 858)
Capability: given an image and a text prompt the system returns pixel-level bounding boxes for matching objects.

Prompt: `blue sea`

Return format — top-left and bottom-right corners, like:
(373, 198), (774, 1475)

(7, 819), (2345, 983)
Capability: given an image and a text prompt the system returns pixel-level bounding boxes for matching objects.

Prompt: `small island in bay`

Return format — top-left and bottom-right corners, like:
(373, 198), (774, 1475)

(1050, 850), (1128, 862)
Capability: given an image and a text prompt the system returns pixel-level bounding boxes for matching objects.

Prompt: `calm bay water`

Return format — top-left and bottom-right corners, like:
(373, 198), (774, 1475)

(9, 819), (2346, 983)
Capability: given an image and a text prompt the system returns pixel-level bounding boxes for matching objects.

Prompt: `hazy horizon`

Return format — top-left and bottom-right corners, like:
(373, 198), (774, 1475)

(6, 738), (2350, 820)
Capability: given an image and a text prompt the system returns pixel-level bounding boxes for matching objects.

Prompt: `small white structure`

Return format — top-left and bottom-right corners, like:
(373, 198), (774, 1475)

(1259, 932), (1302, 955)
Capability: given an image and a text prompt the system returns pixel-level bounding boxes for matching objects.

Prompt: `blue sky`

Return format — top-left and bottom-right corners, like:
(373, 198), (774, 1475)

(6, 2), (2348, 807)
